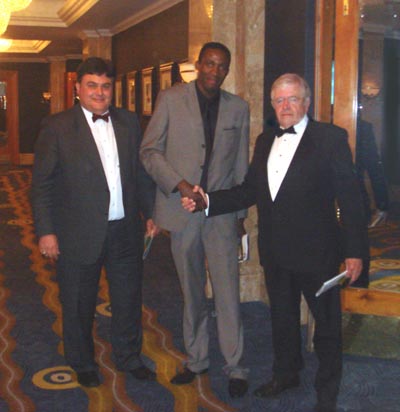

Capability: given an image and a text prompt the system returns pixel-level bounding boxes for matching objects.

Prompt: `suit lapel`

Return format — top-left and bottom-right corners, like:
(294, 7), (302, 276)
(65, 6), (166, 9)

(109, 107), (130, 188)
(73, 105), (106, 175)
(185, 82), (204, 137)
(262, 130), (275, 203)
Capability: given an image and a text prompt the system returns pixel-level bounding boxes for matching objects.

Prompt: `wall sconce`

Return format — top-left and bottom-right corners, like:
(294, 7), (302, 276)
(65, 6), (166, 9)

(179, 62), (197, 83)
(361, 82), (380, 99)
(0, 38), (12, 52)
(41, 91), (51, 104)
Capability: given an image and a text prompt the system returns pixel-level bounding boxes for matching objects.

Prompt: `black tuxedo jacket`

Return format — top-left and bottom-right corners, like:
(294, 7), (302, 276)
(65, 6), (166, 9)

(32, 104), (155, 264)
(209, 120), (368, 282)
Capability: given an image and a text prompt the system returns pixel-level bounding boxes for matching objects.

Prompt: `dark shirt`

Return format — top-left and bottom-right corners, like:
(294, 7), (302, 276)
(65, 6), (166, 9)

(195, 82), (220, 190)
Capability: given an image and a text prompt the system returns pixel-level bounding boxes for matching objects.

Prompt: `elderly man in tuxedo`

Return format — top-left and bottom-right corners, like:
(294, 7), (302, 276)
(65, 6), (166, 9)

(140, 42), (249, 397)
(183, 73), (368, 412)
(32, 57), (157, 388)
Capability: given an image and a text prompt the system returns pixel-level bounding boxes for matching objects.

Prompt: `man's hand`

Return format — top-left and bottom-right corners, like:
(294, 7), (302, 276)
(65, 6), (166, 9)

(146, 218), (160, 237)
(38, 234), (60, 261)
(181, 185), (208, 212)
(344, 258), (363, 284)
(177, 180), (207, 212)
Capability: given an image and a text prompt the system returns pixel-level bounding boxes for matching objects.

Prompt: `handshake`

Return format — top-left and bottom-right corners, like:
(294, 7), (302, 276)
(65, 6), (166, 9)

(177, 180), (208, 213)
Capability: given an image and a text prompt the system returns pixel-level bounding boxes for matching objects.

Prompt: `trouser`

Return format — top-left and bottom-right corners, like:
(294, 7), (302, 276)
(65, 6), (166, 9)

(57, 219), (144, 373)
(265, 263), (342, 408)
(170, 212), (247, 379)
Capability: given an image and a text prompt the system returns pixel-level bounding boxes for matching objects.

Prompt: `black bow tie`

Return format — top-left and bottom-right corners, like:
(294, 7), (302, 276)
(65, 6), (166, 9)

(276, 126), (296, 137)
(92, 112), (110, 122)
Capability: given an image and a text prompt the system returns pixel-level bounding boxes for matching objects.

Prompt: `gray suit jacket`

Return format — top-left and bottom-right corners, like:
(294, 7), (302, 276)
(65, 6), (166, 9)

(32, 104), (155, 264)
(140, 81), (249, 232)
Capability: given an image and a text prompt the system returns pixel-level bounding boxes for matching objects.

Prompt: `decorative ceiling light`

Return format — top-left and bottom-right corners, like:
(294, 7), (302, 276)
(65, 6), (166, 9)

(0, 38), (12, 52)
(0, 4), (11, 36)
(5, 0), (32, 12)
(0, 0), (32, 36)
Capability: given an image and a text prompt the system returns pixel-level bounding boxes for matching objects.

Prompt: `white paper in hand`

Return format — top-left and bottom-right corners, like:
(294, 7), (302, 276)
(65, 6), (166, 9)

(315, 270), (348, 297)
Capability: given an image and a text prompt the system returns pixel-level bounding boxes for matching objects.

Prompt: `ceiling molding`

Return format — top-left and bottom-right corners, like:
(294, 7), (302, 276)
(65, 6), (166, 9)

(112, 0), (183, 34)
(58, 0), (100, 27)
(9, 0), (66, 27)
(9, 16), (67, 28)
(9, 40), (52, 53)
(80, 29), (113, 39)
(0, 56), (50, 63)
(80, 30), (101, 39)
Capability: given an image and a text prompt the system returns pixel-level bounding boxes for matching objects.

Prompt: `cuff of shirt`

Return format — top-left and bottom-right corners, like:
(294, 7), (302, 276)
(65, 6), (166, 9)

(205, 193), (210, 216)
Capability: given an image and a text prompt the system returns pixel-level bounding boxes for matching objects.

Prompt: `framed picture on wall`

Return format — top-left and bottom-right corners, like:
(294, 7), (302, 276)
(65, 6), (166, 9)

(126, 71), (136, 111)
(115, 75), (123, 108)
(142, 68), (153, 115)
(159, 63), (173, 90)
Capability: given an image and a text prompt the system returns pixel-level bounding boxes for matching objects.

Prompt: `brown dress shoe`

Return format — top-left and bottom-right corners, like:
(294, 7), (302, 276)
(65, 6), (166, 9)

(170, 367), (208, 384)
(130, 365), (156, 381)
(254, 375), (300, 397)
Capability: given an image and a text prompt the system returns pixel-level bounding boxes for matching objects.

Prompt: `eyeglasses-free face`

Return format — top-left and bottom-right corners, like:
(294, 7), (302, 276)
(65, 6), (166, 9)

(271, 83), (310, 128)
(75, 74), (113, 115)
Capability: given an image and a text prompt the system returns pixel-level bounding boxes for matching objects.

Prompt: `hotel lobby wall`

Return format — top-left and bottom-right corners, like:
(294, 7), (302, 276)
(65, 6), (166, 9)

(0, 62), (50, 154)
(112, 1), (188, 78)
(264, 0), (316, 127)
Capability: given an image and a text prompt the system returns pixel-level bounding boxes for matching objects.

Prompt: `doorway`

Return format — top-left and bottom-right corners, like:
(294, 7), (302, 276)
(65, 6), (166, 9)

(315, 0), (400, 316)
(0, 71), (19, 165)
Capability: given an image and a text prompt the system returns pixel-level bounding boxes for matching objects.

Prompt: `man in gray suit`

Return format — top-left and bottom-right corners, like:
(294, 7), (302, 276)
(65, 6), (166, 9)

(32, 57), (157, 388)
(140, 42), (249, 397)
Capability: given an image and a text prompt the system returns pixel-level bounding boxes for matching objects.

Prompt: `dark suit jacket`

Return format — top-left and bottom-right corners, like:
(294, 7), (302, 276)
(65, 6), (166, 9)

(32, 104), (155, 264)
(209, 120), (368, 282)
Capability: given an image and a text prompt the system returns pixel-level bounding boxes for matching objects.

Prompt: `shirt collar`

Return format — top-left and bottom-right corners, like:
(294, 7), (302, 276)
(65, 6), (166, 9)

(195, 81), (220, 106)
(292, 115), (308, 135)
(81, 105), (110, 123)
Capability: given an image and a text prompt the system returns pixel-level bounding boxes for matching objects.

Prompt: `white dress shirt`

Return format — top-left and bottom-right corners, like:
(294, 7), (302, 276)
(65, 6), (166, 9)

(204, 115), (309, 213)
(267, 115), (309, 201)
(82, 106), (124, 220)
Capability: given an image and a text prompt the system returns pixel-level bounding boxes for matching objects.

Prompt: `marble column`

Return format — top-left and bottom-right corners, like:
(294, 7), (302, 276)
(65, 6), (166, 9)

(49, 57), (66, 114)
(80, 30), (112, 60)
(212, 0), (267, 302)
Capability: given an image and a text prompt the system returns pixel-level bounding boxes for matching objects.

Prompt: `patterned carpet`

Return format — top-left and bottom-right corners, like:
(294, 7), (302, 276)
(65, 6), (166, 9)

(0, 167), (399, 412)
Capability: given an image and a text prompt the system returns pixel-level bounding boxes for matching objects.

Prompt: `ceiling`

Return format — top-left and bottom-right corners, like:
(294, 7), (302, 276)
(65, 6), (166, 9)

(0, 0), (182, 62)
(2, 0), (400, 63)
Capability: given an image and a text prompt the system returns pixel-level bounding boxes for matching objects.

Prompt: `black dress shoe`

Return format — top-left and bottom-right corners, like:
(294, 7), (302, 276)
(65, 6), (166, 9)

(170, 367), (208, 384)
(228, 378), (248, 398)
(254, 376), (300, 398)
(77, 371), (100, 388)
(130, 365), (156, 381)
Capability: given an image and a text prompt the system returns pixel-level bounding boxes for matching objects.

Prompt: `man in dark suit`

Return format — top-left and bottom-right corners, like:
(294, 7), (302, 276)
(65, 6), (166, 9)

(32, 57), (157, 387)
(183, 73), (368, 412)
(140, 42), (249, 397)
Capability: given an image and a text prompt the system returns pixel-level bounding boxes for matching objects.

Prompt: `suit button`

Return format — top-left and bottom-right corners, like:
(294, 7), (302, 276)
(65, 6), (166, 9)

(201, 144), (206, 148)
(200, 165), (204, 169)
